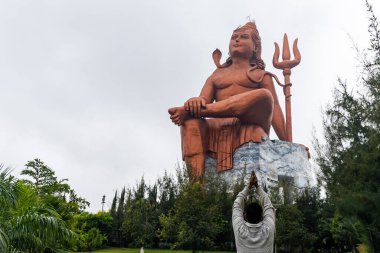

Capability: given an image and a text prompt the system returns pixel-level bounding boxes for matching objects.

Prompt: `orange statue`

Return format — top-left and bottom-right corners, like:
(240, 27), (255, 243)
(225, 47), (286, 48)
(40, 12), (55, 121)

(168, 22), (300, 179)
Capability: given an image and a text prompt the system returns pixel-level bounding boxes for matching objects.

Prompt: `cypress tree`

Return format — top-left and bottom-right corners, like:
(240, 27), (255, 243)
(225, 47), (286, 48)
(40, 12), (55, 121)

(110, 190), (118, 219)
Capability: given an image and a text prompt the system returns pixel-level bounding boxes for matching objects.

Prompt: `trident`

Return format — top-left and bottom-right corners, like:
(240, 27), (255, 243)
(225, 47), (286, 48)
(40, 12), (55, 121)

(273, 34), (301, 142)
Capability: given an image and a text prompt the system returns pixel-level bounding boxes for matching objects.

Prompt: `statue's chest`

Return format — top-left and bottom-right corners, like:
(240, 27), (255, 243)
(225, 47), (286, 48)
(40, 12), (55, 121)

(214, 72), (261, 89)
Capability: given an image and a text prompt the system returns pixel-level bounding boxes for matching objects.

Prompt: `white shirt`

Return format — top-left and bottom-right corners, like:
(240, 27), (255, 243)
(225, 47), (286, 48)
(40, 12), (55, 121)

(232, 185), (275, 253)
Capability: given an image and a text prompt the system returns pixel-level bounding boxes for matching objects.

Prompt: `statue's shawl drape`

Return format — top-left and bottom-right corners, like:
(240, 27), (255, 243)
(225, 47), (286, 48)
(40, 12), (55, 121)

(206, 118), (267, 171)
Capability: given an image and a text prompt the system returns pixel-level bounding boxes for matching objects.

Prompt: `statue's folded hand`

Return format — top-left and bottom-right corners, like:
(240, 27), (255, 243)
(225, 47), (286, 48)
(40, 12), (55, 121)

(184, 97), (207, 118)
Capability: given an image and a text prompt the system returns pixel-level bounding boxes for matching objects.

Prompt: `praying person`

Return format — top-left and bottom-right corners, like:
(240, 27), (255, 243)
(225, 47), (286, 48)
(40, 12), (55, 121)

(232, 171), (275, 253)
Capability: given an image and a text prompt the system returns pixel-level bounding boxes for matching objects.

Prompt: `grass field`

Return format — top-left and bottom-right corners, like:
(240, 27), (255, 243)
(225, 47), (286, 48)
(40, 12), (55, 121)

(90, 248), (232, 253)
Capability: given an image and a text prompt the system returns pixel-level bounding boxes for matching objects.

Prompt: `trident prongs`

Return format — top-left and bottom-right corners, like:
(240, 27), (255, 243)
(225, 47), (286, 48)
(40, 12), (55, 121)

(273, 34), (301, 70)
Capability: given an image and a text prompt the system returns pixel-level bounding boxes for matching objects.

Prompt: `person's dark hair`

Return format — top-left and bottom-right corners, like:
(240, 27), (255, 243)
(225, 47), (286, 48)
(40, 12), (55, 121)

(245, 202), (263, 224)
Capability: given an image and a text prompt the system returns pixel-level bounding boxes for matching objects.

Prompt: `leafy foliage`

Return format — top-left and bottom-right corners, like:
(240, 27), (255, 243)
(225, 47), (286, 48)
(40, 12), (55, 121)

(85, 228), (106, 252)
(21, 158), (89, 222)
(70, 212), (112, 251)
(159, 182), (226, 251)
(313, 2), (380, 251)
(22, 158), (70, 196)
(0, 166), (74, 253)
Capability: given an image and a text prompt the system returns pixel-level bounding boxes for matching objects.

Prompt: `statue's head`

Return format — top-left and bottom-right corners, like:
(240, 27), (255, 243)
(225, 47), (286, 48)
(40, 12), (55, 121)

(225, 21), (265, 69)
(245, 201), (263, 224)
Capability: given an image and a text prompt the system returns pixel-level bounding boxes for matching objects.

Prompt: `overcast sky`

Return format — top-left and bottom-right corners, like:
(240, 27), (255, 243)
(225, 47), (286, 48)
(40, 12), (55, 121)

(0, 0), (379, 212)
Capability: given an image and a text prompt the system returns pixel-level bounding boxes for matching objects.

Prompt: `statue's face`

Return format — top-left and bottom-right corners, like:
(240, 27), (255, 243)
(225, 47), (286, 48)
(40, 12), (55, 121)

(229, 30), (255, 58)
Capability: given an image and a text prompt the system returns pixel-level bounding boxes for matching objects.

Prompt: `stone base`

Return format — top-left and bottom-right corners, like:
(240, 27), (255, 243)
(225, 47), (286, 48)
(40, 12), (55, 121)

(205, 140), (315, 190)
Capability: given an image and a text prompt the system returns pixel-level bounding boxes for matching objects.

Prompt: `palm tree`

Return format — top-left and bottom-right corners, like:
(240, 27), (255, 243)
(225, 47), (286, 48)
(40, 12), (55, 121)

(0, 166), (16, 252)
(0, 166), (74, 253)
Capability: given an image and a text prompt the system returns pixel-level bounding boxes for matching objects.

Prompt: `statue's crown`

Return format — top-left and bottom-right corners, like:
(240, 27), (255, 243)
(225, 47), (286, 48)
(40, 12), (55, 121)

(234, 22), (258, 33)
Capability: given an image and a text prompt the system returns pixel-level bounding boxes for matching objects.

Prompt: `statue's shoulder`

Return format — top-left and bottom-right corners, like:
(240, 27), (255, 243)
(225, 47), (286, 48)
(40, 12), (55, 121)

(247, 68), (276, 84)
(210, 67), (226, 77)
(212, 67), (223, 74)
(247, 68), (266, 83)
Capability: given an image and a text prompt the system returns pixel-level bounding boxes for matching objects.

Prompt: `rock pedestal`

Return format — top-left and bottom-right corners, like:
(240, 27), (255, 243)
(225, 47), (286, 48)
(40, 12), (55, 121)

(205, 140), (315, 189)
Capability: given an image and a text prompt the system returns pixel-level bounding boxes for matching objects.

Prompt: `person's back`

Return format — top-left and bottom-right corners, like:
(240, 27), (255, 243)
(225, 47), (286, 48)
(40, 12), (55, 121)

(232, 171), (275, 253)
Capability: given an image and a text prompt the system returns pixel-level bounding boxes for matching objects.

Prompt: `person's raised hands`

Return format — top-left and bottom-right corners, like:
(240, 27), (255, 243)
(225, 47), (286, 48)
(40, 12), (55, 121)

(248, 171), (259, 189)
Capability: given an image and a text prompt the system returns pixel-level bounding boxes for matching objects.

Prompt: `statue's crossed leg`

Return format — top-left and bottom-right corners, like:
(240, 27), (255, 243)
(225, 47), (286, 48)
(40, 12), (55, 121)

(169, 88), (274, 179)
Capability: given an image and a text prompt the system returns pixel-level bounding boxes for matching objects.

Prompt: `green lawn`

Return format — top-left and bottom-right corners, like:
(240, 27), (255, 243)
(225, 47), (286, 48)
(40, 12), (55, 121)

(89, 248), (232, 253)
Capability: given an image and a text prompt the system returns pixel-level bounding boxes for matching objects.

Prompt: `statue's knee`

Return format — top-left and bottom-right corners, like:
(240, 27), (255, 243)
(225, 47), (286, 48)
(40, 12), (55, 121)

(257, 89), (274, 106)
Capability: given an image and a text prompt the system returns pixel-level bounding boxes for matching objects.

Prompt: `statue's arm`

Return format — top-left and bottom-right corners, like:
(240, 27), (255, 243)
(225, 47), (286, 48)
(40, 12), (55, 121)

(184, 75), (215, 118)
(262, 74), (287, 141)
(199, 76), (215, 104)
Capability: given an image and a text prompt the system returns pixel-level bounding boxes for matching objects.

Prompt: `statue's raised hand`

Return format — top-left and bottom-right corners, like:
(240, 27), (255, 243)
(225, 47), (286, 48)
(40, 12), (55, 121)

(184, 97), (206, 118)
